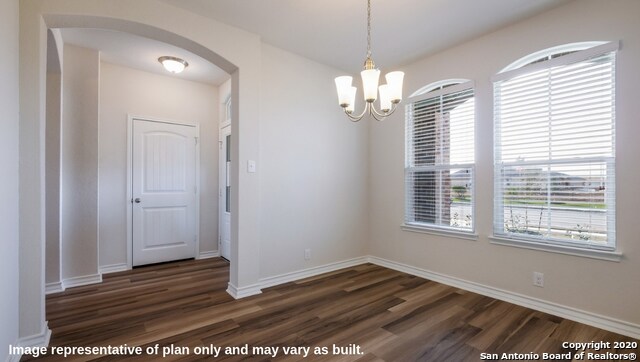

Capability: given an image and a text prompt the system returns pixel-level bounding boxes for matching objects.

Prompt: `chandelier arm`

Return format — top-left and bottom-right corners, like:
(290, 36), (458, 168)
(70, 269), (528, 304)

(368, 102), (399, 121)
(344, 102), (370, 122)
(383, 102), (400, 117)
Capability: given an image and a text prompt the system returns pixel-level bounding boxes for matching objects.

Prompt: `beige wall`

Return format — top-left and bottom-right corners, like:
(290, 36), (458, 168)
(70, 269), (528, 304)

(368, 0), (640, 326)
(45, 29), (64, 289)
(0, 0), (20, 356)
(45, 70), (62, 286)
(259, 44), (368, 278)
(61, 44), (100, 280)
(98, 62), (220, 267)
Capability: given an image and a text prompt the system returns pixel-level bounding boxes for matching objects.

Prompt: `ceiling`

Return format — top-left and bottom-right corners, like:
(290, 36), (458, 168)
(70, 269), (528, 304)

(59, 0), (571, 85)
(162, 0), (571, 73)
(60, 28), (230, 85)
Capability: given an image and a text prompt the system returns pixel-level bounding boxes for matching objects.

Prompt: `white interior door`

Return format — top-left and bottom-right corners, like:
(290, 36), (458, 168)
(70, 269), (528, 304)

(132, 119), (197, 266)
(219, 126), (231, 260)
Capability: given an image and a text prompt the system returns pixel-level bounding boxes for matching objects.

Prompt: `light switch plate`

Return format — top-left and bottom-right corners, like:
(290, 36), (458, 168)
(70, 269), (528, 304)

(247, 160), (256, 173)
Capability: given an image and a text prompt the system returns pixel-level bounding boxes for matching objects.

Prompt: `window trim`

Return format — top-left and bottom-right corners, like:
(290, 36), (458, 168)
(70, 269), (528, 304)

(489, 235), (622, 262)
(409, 78), (470, 98)
(492, 42), (618, 254)
(498, 41), (608, 73)
(404, 80), (476, 235)
(407, 80), (474, 104)
(402, 223), (478, 241)
(492, 41), (618, 82)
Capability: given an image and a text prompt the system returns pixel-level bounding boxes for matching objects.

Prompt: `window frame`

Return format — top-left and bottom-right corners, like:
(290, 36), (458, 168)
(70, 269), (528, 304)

(491, 41), (619, 259)
(403, 80), (477, 239)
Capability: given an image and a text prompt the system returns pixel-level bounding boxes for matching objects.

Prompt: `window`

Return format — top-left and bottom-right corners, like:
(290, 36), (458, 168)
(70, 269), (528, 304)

(405, 81), (475, 233)
(493, 42), (617, 251)
(221, 95), (231, 127)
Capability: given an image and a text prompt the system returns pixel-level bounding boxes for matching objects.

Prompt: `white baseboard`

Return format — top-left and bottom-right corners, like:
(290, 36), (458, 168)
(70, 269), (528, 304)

(62, 273), (102, 289)
(226, 256), (369, 300)
(198, 250), (220, 259)
(99, 263), (129, 275)
(226, 282), (262, 299)
(45, 281), (64, 295)
(367, 255), (640, 340)
(9, 322), (51, 361)
(16, 321), (51, 348)
(6, 352), (21, 362)
(259, 256), (369, 289)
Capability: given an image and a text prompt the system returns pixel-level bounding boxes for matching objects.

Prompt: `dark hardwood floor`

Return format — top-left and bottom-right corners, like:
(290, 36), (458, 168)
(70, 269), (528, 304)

(23, 258), (638, 361)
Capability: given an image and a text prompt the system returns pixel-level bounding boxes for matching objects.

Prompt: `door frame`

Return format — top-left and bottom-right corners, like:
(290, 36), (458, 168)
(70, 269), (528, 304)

(218, 125), (231, 260)
(126, 115), (201, 269)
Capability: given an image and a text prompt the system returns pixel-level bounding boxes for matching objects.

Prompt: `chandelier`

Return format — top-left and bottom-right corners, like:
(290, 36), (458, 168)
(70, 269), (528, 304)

(334, 0), (404, 122)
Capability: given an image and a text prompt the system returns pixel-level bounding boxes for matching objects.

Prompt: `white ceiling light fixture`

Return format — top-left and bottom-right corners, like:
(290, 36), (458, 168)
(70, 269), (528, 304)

(335, 0), (404, 122)
(158, 56), (189, 74)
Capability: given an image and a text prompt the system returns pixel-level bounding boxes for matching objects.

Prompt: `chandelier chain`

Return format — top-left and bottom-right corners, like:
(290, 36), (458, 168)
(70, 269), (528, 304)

(366, 0), (372, 59)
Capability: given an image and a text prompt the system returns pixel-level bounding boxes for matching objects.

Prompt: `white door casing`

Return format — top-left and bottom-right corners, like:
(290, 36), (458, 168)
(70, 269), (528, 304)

(131, 118), (199, 266)
(219, 125), (231, 260)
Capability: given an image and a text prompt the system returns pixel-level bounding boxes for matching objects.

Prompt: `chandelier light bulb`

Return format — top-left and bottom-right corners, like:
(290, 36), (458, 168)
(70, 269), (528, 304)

(378, 84), (391, 112)
(335, 76), (354, 107)
(361, 68), (381, 102)
(385, 71), (405, 102)
(346, 87), (357, 113)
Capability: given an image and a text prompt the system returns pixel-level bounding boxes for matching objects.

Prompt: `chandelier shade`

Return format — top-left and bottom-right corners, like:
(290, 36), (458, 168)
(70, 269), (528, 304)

(335, 76), (354, 107)
(361, 68), (381, 102)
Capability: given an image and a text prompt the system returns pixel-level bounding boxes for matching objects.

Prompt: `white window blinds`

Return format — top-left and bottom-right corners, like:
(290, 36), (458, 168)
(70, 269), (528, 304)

(493, 42), (617, 250)
(405, 82), (475, 232)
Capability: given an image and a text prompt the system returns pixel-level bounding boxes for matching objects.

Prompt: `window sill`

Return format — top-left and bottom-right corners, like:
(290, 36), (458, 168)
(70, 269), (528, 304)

(489, 235), (622, 262)
(401, 224), (478, 241)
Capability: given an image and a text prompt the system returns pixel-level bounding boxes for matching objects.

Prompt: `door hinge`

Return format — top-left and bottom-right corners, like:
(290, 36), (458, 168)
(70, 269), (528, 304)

(219, 140), (223, 150)
(195, 137), (199, 145)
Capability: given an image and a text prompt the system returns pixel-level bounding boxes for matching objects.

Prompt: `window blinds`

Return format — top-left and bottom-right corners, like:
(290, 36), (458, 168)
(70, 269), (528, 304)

(405, 83), (475, 231)
(493, 44), (616, 249)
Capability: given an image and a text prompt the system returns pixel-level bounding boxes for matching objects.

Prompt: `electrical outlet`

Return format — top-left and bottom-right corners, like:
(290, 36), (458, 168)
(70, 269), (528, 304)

(304, 248), (311, 260)
(533, 272), (544, 287)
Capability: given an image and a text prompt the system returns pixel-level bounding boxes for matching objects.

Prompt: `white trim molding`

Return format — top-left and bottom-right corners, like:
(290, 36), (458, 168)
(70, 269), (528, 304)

(99, 263), (129, 275)
(6, 352), (21, 362)
(259, 256), (368, 289)
(47, 272), (105, 295)
(402, 223), (478, 241)
(62, 273), (102, 289)
(11, 321), (52, 362)
(45, 281), (64, 295)
(9, 322), (52, 361)
(226, 282), (262, 299)
(198, 250), (220, 259)
(226, 257), (368, 300)
(489, 236), (622, 262)
(367, 255), (640, 339)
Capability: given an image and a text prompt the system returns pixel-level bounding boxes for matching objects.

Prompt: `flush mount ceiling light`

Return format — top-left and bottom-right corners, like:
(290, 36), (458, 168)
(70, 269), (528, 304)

(335, 0), (404, 122)
(158, 56), (189, 74)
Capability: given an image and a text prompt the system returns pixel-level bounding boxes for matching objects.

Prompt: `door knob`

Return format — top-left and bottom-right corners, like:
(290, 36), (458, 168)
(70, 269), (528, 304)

(134, 198), (141, 203)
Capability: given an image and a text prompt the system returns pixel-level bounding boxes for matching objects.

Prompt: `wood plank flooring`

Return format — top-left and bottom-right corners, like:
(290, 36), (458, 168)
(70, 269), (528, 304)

(22, 258), (638, 361)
